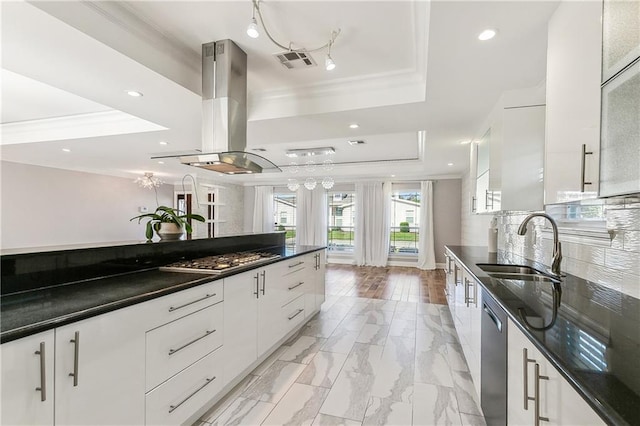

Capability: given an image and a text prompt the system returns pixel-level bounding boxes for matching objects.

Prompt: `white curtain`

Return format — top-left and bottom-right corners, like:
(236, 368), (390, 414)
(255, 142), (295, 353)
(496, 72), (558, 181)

(417, 181), (436, 270)
(296, 187), (327, 246)
(252, 186), (274, 233)
(354, 182), (391, 267)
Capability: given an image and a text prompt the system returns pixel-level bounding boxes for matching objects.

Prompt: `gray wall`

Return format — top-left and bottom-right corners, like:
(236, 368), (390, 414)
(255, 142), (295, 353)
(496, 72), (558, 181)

(1, 161), (173, 249)
(433, 179), (462, 263)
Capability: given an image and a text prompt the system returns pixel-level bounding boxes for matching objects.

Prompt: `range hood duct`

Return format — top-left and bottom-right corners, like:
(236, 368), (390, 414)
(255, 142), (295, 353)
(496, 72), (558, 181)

(177, 40), (280, 175)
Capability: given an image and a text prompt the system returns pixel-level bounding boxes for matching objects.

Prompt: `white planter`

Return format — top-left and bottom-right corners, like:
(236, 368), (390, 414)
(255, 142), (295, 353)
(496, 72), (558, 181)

(156, 223), (184, 240)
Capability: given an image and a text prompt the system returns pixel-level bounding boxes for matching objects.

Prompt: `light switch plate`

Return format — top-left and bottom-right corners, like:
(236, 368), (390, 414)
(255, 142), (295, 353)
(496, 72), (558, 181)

(138, 206), (148, 213)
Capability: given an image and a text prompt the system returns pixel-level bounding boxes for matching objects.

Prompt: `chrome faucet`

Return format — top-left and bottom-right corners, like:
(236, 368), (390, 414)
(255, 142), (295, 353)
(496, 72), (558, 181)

(517, 213), (563, 278)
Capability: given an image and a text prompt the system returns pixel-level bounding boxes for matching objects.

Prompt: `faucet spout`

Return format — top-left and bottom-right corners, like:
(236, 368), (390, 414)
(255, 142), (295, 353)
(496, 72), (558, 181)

(517, 213), (563, 278)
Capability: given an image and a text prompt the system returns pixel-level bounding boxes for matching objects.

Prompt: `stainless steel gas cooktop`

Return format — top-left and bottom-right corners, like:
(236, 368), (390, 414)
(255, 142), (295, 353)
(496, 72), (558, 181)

(160, 252), (281, 274)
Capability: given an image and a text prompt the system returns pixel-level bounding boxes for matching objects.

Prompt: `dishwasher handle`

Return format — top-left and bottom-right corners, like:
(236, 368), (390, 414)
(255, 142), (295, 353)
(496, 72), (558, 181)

(483, 303), (503, 333)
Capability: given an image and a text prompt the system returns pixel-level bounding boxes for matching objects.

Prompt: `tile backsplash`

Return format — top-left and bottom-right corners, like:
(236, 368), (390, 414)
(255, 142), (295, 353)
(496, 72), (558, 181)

(496, 199), (640, 300)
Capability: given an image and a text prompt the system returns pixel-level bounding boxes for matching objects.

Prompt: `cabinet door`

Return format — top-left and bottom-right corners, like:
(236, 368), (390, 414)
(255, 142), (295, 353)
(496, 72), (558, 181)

(602, 0), (640, 82)
(469, 284), (482, 398)
(544, 0), (602, 204)
(54, 306), (145, 425)
(257, 266), (285, 356)
(1, 331), (54, 426)
(223, 270), (258, 385)
(315, 251), (326, 310)
(507, 319), (535, 425)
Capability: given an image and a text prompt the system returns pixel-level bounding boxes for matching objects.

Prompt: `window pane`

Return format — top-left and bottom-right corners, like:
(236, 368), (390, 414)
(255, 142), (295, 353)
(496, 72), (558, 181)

(390, 190), (420, 255)
(327, 192), (355, 252)
(274, 193), (296, 247)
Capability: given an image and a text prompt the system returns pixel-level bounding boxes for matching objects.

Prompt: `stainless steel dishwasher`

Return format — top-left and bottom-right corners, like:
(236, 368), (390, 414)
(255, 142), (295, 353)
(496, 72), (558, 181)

(481, 292), (507, 426)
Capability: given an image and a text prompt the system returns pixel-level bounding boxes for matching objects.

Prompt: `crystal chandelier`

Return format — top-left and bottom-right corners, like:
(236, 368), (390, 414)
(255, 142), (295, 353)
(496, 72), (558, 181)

(287, 159), (334, 191)
(134, 172), (163, 189)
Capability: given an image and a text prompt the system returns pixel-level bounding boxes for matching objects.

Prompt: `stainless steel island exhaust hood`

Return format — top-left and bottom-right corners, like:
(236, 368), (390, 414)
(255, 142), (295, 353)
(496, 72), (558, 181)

(158, 40), (280, 175)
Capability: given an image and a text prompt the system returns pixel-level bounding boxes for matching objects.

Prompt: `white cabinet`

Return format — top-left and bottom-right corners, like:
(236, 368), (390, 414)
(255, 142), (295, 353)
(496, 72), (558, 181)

(257, 263), (290, 356)
(507, 319), (605, 425)
(54, 305), (146, 425)
(309, 250), (326, 312)
(1, 330), (54, 426)
(454, 270), (482, 397)
(222, 269), (258, 386)
(602, 0), (640, 82)
(545, 0), (602, 204)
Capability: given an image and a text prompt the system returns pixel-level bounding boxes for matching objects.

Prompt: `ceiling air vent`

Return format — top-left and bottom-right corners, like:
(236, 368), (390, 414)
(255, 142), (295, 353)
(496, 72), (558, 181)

(274, 51), (317, 69)
(348, 140), (366, 146)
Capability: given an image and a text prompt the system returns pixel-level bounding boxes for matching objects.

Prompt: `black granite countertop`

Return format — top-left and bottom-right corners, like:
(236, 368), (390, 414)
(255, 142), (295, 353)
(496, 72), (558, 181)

(1, 245), (325, 344)
(445, 245), (640, 426)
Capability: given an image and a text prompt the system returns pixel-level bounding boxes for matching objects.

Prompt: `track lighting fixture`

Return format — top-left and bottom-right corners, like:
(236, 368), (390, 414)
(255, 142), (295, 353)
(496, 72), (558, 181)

(248, 0), (340, 72)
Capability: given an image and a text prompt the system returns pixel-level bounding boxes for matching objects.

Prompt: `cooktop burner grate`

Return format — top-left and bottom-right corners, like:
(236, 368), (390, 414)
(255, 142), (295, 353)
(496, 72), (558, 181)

(160, 252), (281, 274)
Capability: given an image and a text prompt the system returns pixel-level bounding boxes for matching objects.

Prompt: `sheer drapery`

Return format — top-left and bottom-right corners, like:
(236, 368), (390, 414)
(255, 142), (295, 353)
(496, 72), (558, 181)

(417, 180), (436, 270)
(354, 181), (391, 267)
(296, 187), (327, 246)
(252, 186), (274, 233)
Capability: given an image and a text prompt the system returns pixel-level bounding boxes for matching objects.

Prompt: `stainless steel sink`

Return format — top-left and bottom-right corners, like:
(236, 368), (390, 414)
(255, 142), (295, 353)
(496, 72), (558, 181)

(476, 264), (545, 275)
(476, 264), (561, 283)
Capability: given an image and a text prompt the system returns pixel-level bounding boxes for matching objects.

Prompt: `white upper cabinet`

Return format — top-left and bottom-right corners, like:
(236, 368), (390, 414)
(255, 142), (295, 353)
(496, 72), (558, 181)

(602, 0), (640, 83)
(544, 0), (602, 204)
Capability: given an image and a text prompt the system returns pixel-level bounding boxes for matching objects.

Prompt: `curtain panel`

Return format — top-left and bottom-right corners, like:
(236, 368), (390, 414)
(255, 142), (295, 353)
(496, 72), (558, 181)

(252, 186), (274, 233)
(354, 181), (391, 267)
(417, 180), (436, 270)
(295, 187), (327, 246)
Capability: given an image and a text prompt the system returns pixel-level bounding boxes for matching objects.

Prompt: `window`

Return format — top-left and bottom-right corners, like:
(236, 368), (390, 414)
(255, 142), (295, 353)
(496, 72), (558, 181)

(274, 193), (296, 247)
(390, 190), (420, 255)
(327, 192), (355, 252)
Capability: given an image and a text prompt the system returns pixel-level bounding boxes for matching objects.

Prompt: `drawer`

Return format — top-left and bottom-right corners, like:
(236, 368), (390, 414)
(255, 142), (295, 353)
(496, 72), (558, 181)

(144, 280), (223, 330)
(282, 294), (306, 334)
(145, 346), (224, 426)
(146, 303), (223, 391)
(279, 276), (309, 307)
(279, 256), (308, 276)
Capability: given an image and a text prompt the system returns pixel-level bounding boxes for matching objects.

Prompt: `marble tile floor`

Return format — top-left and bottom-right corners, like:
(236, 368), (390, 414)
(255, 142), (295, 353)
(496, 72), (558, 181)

(197, 295), (486, 425)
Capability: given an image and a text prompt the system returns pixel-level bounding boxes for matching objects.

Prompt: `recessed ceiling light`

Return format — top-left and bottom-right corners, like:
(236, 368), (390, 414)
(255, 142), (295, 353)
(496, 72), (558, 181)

(391, 174), (396, 177)
(349, 123), (359, 129)
(159, 141), (168, 145)
(478, 29), (497, 41)
(158, 161), (165, 164)
(459, 140), (472, 145)
(126, 90), (144, 97)
(448, 163), (454, 166)
(62, 148), (71, 152)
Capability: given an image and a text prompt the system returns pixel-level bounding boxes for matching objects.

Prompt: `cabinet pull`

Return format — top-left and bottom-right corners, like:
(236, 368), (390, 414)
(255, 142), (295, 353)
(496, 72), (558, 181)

(35, 342), (46, 401)
(471, 196), (477, 213)
(168, 376), (216, 414)
(288, 282), (304, 291)
(288, 261), (304, 268)
(168, 293), (216, 312)
(580, 144), (593, 192)
(69, 331), (79, 387)
(523, 348), (536, 410)
(534, 363), (550, 425)
(288, 308), (304, 320)
(254, 273), (260, 299)
(261, 271), (266, 295)
(465, 279), (476, 306)
(168, 330), (216, 356)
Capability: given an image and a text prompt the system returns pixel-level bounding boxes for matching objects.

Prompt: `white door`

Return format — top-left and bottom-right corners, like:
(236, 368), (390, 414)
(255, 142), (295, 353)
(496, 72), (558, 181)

(1, 330), (54, 426)
(54, 306), (146, 425)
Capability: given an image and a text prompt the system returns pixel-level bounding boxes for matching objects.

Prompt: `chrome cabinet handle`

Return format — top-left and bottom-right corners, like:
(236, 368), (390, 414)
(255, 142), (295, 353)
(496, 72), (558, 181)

(35, 342), (46, 401)
(534, 363), (550, 425)
(288, 282), (304, 291)
(471, 196), (477, 213)
(168, 330), (216, 356)
(288, 308), (304, 320)
(464, 278), (476, 306)
(580, 144), (593, 192)
(254, 273), (260, 298)
(288, 261), (304, 268)
(168, 293), (216, 312)
(168, 376), (216, 414)
(261, 271), (266, 295)
(523, 348), (536, 410)
(69, 331), (79, 386)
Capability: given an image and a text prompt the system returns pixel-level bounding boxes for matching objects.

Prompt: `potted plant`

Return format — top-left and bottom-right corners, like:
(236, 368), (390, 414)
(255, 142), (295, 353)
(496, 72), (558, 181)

(130, 206), (205, 241)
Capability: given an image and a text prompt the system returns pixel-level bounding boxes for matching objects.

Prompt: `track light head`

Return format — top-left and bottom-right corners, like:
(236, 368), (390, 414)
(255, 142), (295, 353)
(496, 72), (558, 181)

(247, 17), (259, 38)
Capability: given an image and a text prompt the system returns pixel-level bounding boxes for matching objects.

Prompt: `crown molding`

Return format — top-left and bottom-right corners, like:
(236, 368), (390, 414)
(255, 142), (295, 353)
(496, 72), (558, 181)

(1, 110), (167, 145)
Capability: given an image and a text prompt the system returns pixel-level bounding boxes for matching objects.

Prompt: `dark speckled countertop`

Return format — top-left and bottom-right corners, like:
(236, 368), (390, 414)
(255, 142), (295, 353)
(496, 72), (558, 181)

(1, 245), (324, 344)
(445, 245), (640, 426)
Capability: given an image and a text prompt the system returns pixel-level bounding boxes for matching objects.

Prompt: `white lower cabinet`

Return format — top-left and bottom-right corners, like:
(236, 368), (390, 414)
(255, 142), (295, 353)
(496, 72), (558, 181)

(55, 305), (146, 426)
(145, 347), (224, 426)
(222, 270), (258, 386)
(507, 319), (604, 425)
(0, 330), (55, 426)
(315, 251), (326, 310)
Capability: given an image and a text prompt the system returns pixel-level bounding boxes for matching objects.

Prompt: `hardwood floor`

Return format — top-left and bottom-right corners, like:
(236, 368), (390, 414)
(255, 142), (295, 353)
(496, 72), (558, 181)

(325, 264), (447, 304)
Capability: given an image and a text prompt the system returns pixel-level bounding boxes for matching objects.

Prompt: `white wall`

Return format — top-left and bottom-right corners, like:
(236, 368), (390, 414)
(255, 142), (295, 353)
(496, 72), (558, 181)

(0, 161), (173, 249)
